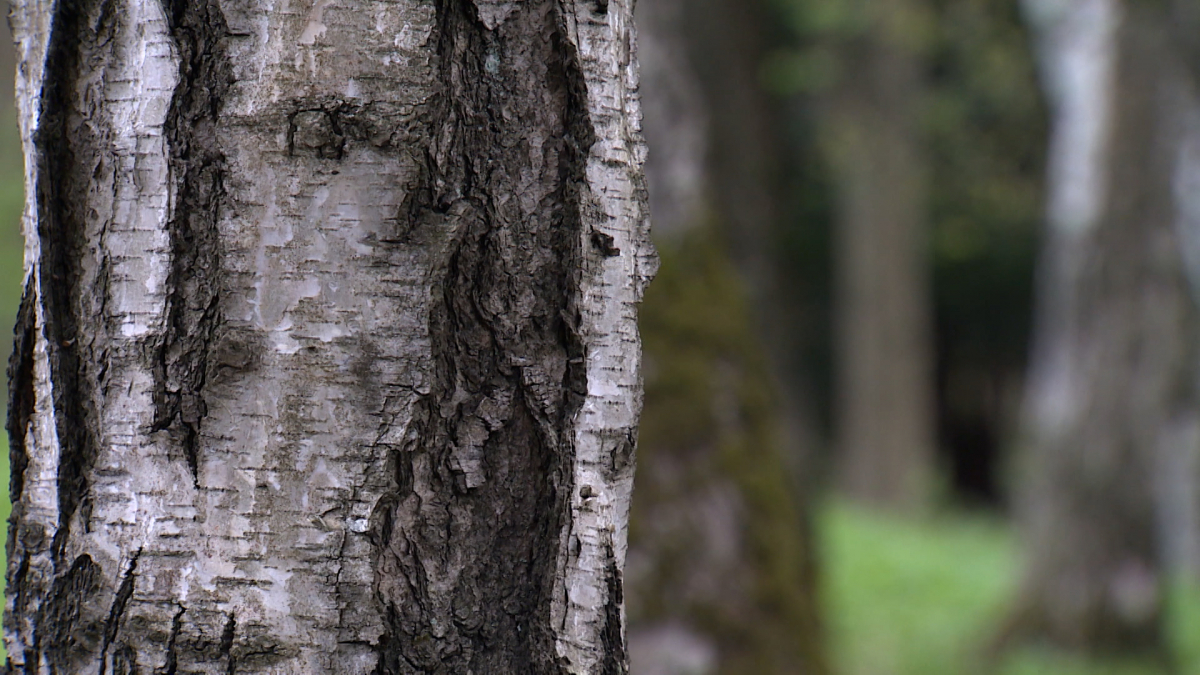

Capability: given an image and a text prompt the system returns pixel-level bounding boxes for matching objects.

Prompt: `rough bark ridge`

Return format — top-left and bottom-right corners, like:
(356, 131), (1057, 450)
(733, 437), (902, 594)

(7, 0), (653, 672)
(33, 0), (108, 555)
(151, 0), (231, 485)
(7, 0), (114, 668)
(370, 1), (591, 673)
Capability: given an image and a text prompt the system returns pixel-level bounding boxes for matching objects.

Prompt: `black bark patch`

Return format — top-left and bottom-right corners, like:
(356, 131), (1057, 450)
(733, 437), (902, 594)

(154, 0), (233, 486)
(98, 550), (140, 675)
(37, 554), (105, 674)
(35, 0), (113, 556)
(590, 228), (621, 257)
(160, 605), (185, 675)
(220, 613), (237, 675)
(10, 552), (31, 627)
(371, 0), (595, 673)
(600, 545), (627, 675)
(7, 277), (37, 503)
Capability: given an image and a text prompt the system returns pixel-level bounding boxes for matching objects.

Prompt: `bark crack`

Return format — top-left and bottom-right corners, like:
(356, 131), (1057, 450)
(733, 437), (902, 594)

(220, 612), (238, 675)
(153, 0), (233, 486)
(35, 554), (103, 673)
(158, 604), (185, 675)
(35, 0), (111, 559)
(6, 277), (37, 503)
(600, 544), (627, 675)
(98, 549), (141, 675)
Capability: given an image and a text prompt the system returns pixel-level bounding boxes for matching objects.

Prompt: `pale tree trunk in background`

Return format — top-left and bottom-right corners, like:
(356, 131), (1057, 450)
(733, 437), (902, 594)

(6, 0), (655, 672)
(828, 1), (938, 512)
(1004, 0), (1200, 654)
(1163, 0), (1200, 585)
(629, 1), (826, 674)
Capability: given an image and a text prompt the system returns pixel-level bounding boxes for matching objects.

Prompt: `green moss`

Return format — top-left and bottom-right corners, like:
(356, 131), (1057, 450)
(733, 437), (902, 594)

(633, 224), (826, 675)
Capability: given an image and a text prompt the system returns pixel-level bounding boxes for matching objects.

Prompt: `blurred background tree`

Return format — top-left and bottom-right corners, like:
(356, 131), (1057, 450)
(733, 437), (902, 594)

(998, 0), (1200, 660)
(763, 0), (1046, 514)
(631, 0), (826, 672)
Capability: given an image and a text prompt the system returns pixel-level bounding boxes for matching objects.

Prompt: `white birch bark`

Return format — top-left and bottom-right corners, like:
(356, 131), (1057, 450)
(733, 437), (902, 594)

(5, 0), (655, 672)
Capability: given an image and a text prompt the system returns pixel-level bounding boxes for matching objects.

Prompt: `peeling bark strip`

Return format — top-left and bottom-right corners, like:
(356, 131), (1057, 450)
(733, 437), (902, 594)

(152, 0), (231, 483)
(372, 1), (592, 672)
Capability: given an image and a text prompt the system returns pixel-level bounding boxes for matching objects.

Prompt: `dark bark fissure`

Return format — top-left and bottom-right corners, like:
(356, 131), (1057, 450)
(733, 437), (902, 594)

(34, 0), (110, 561)
(7, 277), (37, 504)
(12, 0), (232, 668)
(371, 0), (595, 673)
(9, 553), (31, 627)
(110, 645), (139, 675)
(152, 0), (232, 486)
(159, 605), (186, 675)
(98, 549), (140, 675)
(35, 554), (103, 675)
(219, 613), (237, 675)
(599, 545), (626, 675)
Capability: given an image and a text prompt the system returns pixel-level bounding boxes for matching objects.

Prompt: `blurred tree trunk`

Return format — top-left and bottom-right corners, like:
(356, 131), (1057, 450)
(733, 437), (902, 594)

(1003, 0), (1200, 655)
(629, 1), (827, 674)
(5, 0), (655, 672)
(827, 1), (938, 512)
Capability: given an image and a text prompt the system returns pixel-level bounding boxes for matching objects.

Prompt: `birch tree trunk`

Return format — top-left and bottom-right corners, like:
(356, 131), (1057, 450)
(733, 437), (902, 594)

(5, 0), (656, 672)
(1003, 0), (1200, 655)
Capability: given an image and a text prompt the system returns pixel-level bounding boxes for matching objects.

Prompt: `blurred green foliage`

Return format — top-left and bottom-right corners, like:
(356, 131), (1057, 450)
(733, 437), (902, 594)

(820, 501), (1200, 675)
(925, 0), (1044, 378)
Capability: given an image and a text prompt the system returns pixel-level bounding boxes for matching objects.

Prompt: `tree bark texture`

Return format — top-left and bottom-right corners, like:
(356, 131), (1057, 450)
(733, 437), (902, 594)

(1006, 0), (1200, 654)
(826, 0), (938, 512)
(6, 0), (656, 672)
(628, 1), (826, 674)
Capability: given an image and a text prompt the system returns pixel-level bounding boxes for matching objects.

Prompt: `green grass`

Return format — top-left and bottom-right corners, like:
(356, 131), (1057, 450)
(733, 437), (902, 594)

(819, 500), (1200, 675)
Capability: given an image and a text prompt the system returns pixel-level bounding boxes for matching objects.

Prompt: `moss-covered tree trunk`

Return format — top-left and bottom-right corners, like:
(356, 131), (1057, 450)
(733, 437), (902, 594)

(628, 1), (826, 673)
(5, 0), (655, 672)
(1004, 0), (1200, 655)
